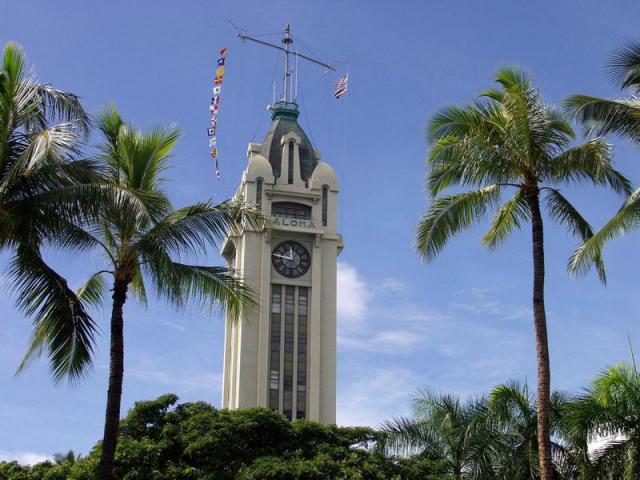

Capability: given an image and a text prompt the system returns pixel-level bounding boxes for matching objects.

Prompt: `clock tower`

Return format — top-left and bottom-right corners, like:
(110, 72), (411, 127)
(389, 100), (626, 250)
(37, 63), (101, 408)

(221, 101), (342, 423)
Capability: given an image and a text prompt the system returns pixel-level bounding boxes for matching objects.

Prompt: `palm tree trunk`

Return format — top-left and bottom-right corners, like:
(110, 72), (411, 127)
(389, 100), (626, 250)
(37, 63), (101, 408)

(97, 278), (128, 480)
(527, 188), (554, 480)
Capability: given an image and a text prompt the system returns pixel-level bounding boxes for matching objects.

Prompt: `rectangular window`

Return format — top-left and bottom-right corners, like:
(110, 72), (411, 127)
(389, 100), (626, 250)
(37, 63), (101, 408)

(268, 285), (282, 411)
(296, 287), (308, 419)
(283, 286), (295, 418)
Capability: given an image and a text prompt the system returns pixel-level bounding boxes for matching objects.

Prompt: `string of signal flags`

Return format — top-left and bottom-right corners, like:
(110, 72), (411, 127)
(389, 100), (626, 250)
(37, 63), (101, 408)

(207, 48), (349, 179)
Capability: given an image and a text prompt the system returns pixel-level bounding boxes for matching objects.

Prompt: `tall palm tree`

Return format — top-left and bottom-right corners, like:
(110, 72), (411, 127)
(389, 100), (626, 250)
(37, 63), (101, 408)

(0, 41), (104, 380)
(566, 42), (640, 274)
(488, 380), (569, 478)
(563, 363), (640, 480)
(416, 66), (631, 480)
(20, 107), (255, 480)
(381, 388), (498, 479)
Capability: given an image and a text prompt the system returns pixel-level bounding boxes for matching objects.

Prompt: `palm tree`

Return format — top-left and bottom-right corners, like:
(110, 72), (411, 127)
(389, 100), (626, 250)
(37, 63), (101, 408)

(488, 380), (569, 478)
(563, 363), (640, 480)
(416, 66), (631, 480)
(20, 107), (255, 480)
(566, 42), (640, 274)
(0, 41), (103, 380)
(381, 388), (498, 479)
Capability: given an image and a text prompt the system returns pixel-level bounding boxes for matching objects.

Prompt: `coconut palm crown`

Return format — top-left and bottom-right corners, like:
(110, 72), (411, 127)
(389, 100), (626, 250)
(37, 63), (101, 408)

(416, 66), (630, 480)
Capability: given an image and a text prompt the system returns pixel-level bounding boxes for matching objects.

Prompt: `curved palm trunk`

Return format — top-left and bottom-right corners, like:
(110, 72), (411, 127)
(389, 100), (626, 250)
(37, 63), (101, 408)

(97, 279), (128, 480)
(527, 188), (553, 480)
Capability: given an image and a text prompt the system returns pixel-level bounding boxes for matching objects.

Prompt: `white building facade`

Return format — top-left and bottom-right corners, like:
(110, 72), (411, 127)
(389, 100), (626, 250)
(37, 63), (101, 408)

(221, 102), (342, 423)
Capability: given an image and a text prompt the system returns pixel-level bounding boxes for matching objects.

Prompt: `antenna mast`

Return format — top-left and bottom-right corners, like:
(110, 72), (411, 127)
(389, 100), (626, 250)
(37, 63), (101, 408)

(239, 24), (335, 104)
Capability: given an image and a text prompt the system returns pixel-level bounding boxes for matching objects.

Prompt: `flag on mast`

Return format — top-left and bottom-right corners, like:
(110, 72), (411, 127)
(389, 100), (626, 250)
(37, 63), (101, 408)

(334, 74), (348, 99)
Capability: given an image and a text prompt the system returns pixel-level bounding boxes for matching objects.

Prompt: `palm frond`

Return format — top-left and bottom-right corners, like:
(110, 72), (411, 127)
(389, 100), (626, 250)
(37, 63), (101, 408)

(427, 104), (484, 144)
(545, 189), (606, 283)
(133, 201), (239, 259)
(143, 256), (255, 321)
(546, 139), (631, 195)
(76, 271), (110, 309)
(608, 40), (640, 91)
(416, 185), (501, 261)
(564, 95), (640, 141)
(380, 417), (437, 457)
(569, 187), (640, 277)
(482, 190), (529, 249)
(11, 246), (98, 382)
(36, 84), (90, 137)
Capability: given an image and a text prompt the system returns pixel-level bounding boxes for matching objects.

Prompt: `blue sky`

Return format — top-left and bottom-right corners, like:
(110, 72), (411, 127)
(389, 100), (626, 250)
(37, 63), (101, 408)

(3, 0), (640, 463)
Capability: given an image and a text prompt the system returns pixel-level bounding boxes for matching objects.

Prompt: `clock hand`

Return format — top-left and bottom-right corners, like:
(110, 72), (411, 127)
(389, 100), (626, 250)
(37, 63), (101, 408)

(272, 253), (292, 260)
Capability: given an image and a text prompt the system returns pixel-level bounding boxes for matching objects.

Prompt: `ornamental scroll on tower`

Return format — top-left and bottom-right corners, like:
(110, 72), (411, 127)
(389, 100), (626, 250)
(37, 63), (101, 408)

(220, 99), (342, 423)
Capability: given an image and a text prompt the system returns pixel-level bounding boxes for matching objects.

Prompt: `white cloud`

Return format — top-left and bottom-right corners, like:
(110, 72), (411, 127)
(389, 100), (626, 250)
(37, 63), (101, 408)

(340, 329), (422, 354)
(161, 320), (186, 332)
(380, 278), (408, 294)
(128, 367), (222, 395)
(451, 286), (531, 321)
(0, 451), (52, 465)
(337, 262), (371, 325)
(337, 368), (415, 427)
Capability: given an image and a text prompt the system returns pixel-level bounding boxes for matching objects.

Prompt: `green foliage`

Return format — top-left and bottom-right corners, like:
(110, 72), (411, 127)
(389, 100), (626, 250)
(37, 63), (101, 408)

(1, 395), (450, 480)
(0, 41), (99, 383)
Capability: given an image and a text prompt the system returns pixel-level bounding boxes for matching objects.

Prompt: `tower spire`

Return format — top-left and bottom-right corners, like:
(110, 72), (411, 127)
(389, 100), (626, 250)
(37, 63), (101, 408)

(239, 24), (335, 105)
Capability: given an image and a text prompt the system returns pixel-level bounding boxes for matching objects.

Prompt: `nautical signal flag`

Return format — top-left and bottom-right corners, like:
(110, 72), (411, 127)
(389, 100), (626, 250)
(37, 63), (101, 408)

(209, 47), (227, 179)
(335, 74), (348, 99)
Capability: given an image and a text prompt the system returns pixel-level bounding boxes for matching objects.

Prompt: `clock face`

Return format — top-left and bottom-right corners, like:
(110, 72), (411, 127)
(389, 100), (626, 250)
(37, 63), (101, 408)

(272, 240), (311, 278)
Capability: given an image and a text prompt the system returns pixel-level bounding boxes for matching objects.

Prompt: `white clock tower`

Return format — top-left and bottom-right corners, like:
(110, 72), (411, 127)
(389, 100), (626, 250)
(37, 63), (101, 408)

(221, 100), (342, 423)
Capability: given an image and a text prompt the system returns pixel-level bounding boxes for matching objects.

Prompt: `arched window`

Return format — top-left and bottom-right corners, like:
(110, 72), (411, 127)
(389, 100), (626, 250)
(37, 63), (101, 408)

(256, 178), (263, 211)
(288, 141), (294, 184)
(321, 185), (329, 227)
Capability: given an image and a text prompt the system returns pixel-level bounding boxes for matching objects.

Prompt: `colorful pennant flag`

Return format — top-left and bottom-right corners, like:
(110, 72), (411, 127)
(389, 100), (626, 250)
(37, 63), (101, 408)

(335, 74), (348, 99)
(208, 48), (228, 179)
